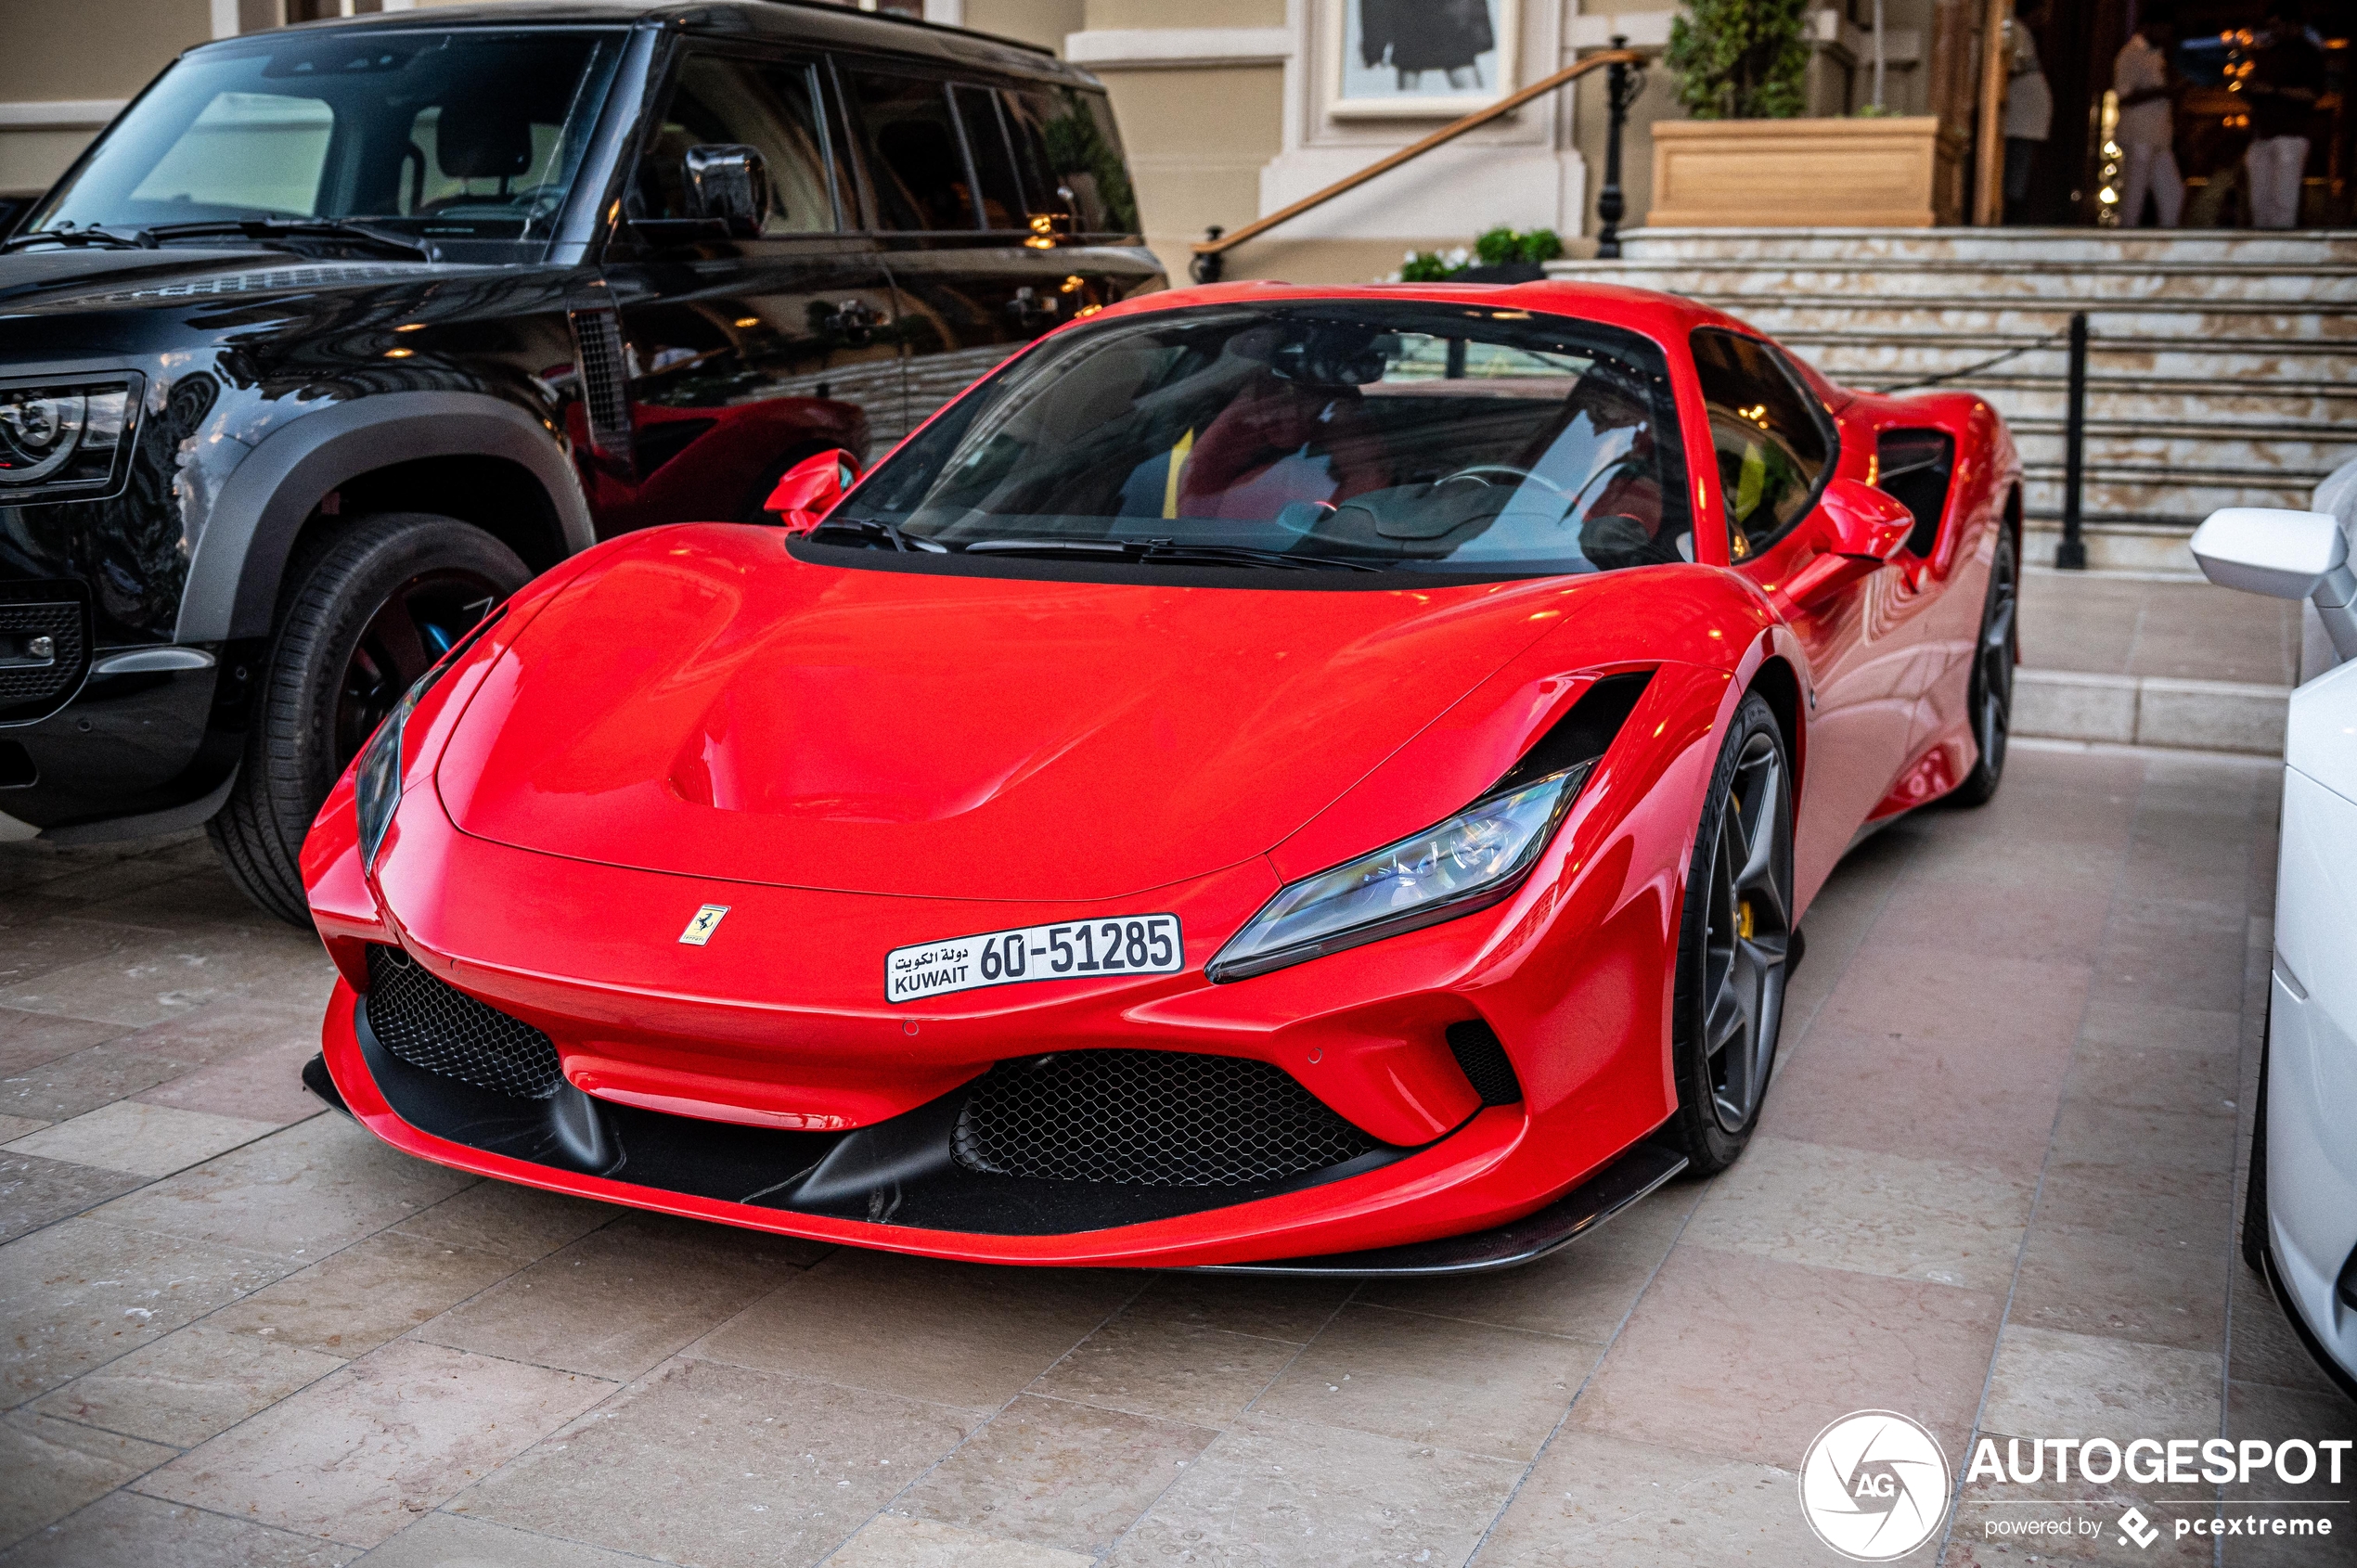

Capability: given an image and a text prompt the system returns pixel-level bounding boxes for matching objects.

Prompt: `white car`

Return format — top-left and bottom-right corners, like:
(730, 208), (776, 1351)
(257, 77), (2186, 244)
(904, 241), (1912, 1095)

(2191, 471), (2357, 1399)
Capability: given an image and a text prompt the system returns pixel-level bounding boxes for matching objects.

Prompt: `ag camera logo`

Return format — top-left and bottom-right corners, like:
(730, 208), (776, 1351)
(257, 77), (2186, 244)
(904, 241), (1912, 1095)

(1799, 1410), (1952, 1561)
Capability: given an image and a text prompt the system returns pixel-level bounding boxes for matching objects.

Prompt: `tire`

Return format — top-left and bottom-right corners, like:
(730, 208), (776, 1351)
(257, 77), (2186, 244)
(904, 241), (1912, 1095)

(1949, 526), (2017, 808)
(210, 513), (527, 924)
(2242, 996), (2272, 1275)
(1665, 691), (1797, 1176)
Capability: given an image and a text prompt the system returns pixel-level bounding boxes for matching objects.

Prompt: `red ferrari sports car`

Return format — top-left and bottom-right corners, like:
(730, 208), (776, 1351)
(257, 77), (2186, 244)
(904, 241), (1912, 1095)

(300, 280), (2020, 1274)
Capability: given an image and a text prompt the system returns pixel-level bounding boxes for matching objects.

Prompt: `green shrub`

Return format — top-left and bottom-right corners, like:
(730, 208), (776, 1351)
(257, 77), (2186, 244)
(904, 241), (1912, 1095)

(1398, 227), (1564, 280)
(1666, 0), (1811, 120)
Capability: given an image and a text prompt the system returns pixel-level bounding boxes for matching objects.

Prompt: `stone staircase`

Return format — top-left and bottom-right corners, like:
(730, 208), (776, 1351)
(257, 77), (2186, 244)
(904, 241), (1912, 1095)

(1545, 227), (2357, 574)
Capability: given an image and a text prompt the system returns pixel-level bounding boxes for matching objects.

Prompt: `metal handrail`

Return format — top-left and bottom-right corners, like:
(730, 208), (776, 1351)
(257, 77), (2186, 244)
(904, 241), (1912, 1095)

(1187, 46), (1645, 283)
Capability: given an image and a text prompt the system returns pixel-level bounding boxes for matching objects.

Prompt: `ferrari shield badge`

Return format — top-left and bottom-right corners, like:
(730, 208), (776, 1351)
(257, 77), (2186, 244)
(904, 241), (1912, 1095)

(678, 905), (730, 945)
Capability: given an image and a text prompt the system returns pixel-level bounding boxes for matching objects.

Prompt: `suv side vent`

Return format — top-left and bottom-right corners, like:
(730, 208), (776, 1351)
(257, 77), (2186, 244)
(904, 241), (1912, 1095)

(1876, 429), (1956, 558)
(1445, 1021), (1523, 1106)
(568, 307), (634, 467)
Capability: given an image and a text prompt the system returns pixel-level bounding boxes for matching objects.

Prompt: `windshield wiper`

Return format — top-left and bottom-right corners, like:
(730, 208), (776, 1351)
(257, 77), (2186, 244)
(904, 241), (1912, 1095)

(131, 218), (434, 262)
(806, 516), (947, 553)
(1, 226), (146, 253)
(960, 537), (1380, 572)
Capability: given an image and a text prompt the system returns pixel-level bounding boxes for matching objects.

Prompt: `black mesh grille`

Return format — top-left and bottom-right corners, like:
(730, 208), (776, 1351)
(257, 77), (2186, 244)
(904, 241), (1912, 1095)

(363, 945), (566, 1099)
(1446, 1021), (1523, 1106)
(952, 1049), (1378, 1187)
(569, 307), (631, 459)
(0, 602), (84, 713)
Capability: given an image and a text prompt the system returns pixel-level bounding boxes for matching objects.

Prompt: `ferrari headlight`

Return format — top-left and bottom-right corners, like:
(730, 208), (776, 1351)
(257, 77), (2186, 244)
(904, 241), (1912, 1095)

(1209, 763), (1592, 983)
(353, 684), (417, 871)
(353, 607), (508, 870)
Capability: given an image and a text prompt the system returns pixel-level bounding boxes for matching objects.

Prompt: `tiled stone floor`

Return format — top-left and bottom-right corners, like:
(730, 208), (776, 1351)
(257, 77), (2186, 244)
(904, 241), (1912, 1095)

(2018, 571), (2302, 688)
(0, 744), (2351, 1566)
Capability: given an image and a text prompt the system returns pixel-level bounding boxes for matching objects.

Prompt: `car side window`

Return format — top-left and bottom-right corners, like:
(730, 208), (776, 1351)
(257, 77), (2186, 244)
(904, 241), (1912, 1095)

(636, 53), (837, 234)
(1690, 328), (1835, 561)
(949, 84), (1026, 231)
(844, 71), (975, 231)
(1001, 85), (1139, 235)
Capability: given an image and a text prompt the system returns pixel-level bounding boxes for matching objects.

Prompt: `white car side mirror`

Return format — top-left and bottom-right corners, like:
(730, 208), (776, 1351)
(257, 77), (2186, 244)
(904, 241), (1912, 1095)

(2190, 508), (2357, 663)
(2190, 508), (2347, 598)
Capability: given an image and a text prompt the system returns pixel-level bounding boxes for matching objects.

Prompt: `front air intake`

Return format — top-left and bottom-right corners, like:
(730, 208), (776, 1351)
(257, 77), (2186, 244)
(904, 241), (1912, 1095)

(951, 1049), (1380, 1187)
(0, 595), (89, 724)
(363, 945), (567, 1100)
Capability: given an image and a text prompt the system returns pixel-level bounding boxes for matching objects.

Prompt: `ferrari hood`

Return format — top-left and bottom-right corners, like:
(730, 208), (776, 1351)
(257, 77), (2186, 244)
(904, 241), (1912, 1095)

(435, 527), (1584, 902)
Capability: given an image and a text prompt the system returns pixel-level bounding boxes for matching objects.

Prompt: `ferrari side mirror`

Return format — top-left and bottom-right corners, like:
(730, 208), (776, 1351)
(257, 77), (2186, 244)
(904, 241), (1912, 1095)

(2191, 506), (2357, 662)
(1773, 479), (1915, 614)
(1820, 477), (1915, 562)
(766, 448), (858, 532)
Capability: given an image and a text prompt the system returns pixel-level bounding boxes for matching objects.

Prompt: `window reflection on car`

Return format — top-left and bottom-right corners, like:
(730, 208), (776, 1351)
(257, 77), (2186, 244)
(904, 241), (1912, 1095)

(839, 302), (1694, 579)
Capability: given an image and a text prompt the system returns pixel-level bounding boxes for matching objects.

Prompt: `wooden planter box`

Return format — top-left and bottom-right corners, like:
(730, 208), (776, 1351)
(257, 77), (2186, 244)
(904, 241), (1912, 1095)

(1648, 116), (1957, 228)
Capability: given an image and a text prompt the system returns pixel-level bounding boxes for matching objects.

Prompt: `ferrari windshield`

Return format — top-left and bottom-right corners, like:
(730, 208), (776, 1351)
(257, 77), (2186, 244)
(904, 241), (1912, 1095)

(30, 29), (624, 244)
(841, 301), (1693, 577)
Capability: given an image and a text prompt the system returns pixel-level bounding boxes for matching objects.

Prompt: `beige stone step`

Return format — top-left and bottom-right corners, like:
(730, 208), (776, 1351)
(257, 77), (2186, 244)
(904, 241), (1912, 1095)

(1552, 261), (2357, 306)
(2013, 670), (2288, 753)
(1609, 225), (2357, 265)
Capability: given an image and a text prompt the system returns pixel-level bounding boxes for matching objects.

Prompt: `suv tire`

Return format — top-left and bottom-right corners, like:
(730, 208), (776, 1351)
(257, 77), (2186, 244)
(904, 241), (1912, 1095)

(212, 513), (527, 923)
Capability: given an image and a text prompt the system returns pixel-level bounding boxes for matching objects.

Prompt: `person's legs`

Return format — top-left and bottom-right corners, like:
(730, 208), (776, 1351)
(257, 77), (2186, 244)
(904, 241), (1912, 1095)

(2152, 145), (2185, 227)
(2004, 136), (2039, 220)
(2247, 136), (2311, 227)
(2120, 143), (2157, 226)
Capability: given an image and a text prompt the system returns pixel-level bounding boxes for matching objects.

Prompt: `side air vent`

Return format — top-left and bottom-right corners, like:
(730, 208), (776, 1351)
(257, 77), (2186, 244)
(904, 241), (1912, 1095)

(1494, 669), (1655, 793)
(0, 590), (91, 725)
(952, 1049), (1381, 1187)
(363, 945), (566, 1100)
(567, 306), (634, 468)
(1876, 429), (1956, 558)
(1445, 1020), (1523, 1106)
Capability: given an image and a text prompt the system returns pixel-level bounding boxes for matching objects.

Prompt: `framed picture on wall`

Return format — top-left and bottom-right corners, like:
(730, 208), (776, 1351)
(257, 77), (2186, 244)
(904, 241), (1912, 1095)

(1333, 0), (1521, 118)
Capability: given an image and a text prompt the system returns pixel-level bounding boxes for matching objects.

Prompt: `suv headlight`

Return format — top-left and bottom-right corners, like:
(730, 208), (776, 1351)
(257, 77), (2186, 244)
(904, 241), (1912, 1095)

(354, 608), (507, 870)
(1208, 763), (1592, 983)
(0, 377), (140, 500)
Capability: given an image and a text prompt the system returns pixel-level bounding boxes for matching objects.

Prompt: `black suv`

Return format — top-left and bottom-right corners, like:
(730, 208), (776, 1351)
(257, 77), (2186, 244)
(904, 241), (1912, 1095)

(0, 0), (1161, 919)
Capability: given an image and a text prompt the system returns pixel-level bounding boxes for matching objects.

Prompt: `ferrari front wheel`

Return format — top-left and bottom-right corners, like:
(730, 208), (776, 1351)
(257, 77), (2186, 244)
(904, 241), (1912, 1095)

(1950, 527), (2017, 807)
(1667, 691), (1795, 1176)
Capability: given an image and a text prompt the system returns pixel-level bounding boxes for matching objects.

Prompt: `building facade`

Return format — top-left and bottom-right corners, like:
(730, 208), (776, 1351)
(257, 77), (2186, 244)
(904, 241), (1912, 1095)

(0, 0), (1938, 281)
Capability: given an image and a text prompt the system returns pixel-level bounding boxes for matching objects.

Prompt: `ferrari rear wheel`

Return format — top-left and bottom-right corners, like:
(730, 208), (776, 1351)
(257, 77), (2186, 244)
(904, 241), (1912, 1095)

(1950, 527), (2017, 807)
(1667, 692), (1794, 1176)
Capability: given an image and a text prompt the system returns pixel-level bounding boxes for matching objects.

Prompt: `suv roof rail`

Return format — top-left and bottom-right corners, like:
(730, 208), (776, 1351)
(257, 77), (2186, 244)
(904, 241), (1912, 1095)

(746, 0), (1054, 58)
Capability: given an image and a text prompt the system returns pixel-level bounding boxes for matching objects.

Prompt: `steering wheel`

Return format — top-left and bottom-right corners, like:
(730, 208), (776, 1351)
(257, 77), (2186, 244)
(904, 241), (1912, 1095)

(1435, 464), (1565, 495)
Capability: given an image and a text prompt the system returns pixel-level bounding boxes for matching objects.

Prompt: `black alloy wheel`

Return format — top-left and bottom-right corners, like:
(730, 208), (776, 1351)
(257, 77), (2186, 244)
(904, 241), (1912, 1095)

(1951, 528), (2017, 807)
(330, 570), (502, 766)
(1668, 691), (1795, 1176)
(211, 513), (527, 924)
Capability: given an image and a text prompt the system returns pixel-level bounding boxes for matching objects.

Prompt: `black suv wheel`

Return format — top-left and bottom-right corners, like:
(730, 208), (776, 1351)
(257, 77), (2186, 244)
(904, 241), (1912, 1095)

(211, 513), (526, 923)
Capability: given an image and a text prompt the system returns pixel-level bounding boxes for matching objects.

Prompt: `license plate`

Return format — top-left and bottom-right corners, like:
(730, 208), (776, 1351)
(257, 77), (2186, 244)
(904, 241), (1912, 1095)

(885, 914), (1183, 1003)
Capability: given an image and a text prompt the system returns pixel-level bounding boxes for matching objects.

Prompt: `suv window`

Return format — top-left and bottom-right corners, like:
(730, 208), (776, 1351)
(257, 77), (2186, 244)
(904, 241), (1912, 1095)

(33, 30), (623, 242)
(845, 71), (974, 231)
(637, 54), (837, 234)
(1690, 328), (1835, 561)
(949, 84), (1026, 230)
(1002, 85), (1138, 235)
